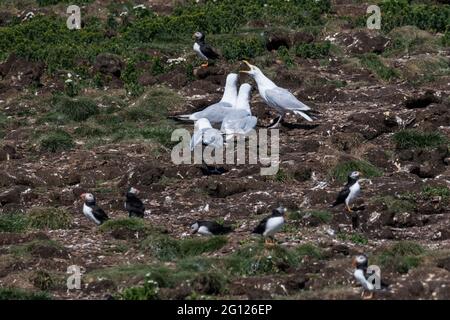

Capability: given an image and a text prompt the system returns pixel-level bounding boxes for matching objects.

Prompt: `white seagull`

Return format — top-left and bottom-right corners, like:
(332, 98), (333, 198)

(220, 83), (257, 140)
(190, 118), (223, 151)
(175, 73), (238, 124)
(240, 60), (315, 128)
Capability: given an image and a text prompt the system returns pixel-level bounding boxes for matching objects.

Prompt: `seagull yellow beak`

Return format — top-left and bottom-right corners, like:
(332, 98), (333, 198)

(239, 60), (252, 74)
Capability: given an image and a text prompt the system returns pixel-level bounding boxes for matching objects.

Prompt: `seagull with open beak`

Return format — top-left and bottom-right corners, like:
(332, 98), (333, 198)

(240, 60), (315, 128)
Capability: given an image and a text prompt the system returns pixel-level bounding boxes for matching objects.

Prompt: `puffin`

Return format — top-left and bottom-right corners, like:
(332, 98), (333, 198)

(125, 187), (145, 218)
(240, 60), (316, 128)
(253, 206), (286, 244)
(191, 220), (233, 236)
(352, 255), (375, 300)
(80, 193), (109, 225)
(332, 171), (361, 213)
(193, 31), (220, 68)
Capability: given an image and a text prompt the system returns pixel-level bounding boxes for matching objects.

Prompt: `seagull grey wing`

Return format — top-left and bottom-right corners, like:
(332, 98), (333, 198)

(265, 87), (311, 111)
(192, 102), (234, 123)
(204, 129), (224, 149)
(265, 87), (313, 122)
(220, 110), (251, 132)
(241, 116), (257, 134)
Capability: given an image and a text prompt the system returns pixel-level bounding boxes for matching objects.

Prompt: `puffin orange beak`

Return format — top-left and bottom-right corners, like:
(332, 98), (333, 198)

(80, 193), (86, 200)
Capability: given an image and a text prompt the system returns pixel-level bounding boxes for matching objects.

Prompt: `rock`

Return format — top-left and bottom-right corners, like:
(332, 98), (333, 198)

(94, 53), (124, 88)
(138, 72), (157, 86)
(265, 32), (291, 51)
(365, 148), (390, 168)
(0, 187), (22, 206)
(331, 244), (350, 256)
(379, 228), (395, 240)
(158, 70), (188, 89)
(193, 66), (223, 80)
(0, 144), (17, 161)
(27, 241), (69, 259)
(0, 53), (45, 88)
(404, 91), (441, 109)
(205, 180), (248, 198)
(331, 132), (364, 152)
(291, 31), (314, 45)
(0, 171), (14, 187)
(86, 279), (116, 293)
(0, 11), (13, 26)
(346, 112), (394, 140)
(293, 166), (312, 182)
(415, 103), (450, 130)
(128, 163), (164, 186)
(337, 31), (390, 54)
(437, 257), (450, 272)
(94, 53), (123, 77)
(391, 211), (422, 228)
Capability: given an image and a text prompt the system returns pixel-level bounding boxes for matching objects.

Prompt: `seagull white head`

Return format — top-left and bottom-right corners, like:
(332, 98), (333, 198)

(240, 60), (262, 77)
(81, 193), (95, 202)
(225, 73), (239, 87)
(221, 73), (239, 105)
(194, 118), (212, 131)
(236, 83), (252, 110)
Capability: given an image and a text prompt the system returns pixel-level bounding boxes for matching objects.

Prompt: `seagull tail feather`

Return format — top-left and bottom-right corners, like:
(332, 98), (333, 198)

(293, 110), (314, 122)
(168, 114), (194, 122)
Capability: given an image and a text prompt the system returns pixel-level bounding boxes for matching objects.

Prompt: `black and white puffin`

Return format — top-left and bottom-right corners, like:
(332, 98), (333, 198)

(125, 187), (145, 218)
(193, 31), (220, 68)
(253, 206), (286, 244)
(352, 254), (375, 300)
(190, 220), (233, 236)
(81, 193), (109, 225)
(332, 171), (361, 213)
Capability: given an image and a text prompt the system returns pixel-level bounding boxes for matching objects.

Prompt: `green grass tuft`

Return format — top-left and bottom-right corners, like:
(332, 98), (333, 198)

(373, 195), (416, 214)
(329, 159), (382, 183)
(226, 242), (298, 276)
(55, 96), (99, 122)
(295, 244), (324, 260)
(338, 232), (369, 245)
(0, 288), (51, 300)
(359, 53), (399, 81)
(422, 186), (450, 200)
(393, 130), (447, 149)
(376, 241), (425, 274)
(217, 34), (265, 61)
(295, 41), (331, 59)
(27, 207), (73, 230)
(100, 218), (147, 233)
(0, 213), (28, 232)
(120, 279), (160, 300)
(140, 235), (228, 261)
(40, 130), (74, 153)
